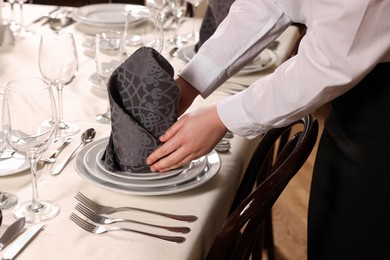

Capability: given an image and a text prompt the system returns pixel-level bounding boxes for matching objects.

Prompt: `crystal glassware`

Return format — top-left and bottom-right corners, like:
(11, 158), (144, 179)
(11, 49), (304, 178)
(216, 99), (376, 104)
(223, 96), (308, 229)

(38, 32), (79, 137)
(185, 0), (204, 41)
(2, 77), (60, 223)
(123, 6), (164, 57)
(166, 0), (188, 46)
(94, 31), (123, 124)
(7, 0), (32, 37)
(0, 93), (18, 210)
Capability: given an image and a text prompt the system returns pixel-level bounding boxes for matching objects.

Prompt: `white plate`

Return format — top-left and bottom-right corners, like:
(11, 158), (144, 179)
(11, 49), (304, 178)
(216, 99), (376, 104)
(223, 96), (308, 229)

(0, 152), (29, 177)
(74, 139), (221, 195)
(71, 4), (141, 26)
(82, 140), (208, 188)
(177, 44), (278, 74)
(86, 138), (186, 180)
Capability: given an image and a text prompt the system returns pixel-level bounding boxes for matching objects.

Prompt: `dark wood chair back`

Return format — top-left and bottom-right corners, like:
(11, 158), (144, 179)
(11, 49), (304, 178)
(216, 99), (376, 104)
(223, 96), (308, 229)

(206, 114), (318, 260)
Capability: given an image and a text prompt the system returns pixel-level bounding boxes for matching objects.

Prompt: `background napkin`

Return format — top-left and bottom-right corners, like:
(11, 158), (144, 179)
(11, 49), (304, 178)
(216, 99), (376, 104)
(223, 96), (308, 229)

(102, 47), (180, 173)
(195, 0), (236, 51)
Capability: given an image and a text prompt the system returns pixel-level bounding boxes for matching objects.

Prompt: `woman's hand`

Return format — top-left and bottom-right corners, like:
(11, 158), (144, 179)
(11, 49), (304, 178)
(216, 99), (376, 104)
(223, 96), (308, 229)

(146, 104), (227, 172)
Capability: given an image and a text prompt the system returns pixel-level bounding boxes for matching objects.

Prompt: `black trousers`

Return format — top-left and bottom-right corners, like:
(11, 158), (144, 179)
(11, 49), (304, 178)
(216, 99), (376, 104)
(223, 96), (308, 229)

(308, 62), (390, 259)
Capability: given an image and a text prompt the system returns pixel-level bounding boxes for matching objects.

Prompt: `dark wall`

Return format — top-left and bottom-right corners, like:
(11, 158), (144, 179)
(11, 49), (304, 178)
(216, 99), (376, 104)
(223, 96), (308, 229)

(32, 0), (145, 7)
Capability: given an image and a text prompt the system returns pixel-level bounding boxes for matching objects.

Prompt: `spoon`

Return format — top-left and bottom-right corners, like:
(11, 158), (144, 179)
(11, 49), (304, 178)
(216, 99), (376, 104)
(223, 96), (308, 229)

(49, 9), (74, 30)
(51, 128), (96, 176)
(40, 137), (74, 163)
(169, 47), (179, 58)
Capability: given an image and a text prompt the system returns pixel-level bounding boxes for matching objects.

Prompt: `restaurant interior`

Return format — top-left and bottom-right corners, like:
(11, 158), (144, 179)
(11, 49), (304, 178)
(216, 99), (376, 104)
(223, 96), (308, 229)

(0, 0), (331, 259)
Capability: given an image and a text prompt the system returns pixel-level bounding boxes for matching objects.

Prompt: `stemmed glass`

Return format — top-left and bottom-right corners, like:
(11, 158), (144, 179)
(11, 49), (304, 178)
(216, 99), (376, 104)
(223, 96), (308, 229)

(185, 0), (204, 41)
(39, 32), (79, 137)
(94, 31), (123, 124)
(7, 0), (32, 37)
(123, 6), (164, 57)
(2, 77), (60, 223)
(0, 93), (18, 210)
(166, 0), (188, 46)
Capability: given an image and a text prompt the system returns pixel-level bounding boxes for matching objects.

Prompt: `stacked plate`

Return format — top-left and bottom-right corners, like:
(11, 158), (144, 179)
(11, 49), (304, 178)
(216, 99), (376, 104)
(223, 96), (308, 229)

(177, 44), (278, 75)
(74, 138), (221, 195)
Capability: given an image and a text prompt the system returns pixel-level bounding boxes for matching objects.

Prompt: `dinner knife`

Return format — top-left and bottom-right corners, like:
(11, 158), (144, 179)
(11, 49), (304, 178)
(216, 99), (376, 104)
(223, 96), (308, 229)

(0, 217), (25, 251)
(1, 224), (45, 260)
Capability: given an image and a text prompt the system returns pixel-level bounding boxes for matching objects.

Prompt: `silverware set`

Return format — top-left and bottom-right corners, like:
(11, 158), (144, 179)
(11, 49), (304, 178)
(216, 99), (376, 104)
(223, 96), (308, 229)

(70, 192), (198, 243)
(0, 216), (45, 259)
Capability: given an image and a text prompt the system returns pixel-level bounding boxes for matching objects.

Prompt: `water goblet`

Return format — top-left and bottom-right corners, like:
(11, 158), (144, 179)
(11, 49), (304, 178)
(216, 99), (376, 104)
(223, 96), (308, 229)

(0, 93), (18, 210)
(123, 6), (164, 57)
(39, 31), (79, 137)
(7, 0), (32, 37)
(2, 77), (60, 223)
(94, 31), (123, 124)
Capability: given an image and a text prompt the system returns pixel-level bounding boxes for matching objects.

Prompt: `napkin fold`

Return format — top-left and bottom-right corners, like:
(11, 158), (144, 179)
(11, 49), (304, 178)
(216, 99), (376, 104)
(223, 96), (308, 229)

(102, 47), (180, 173)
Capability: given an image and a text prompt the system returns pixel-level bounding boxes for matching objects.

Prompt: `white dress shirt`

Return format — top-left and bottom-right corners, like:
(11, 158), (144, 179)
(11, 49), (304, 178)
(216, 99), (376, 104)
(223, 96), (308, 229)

(179, 0), (390, 138)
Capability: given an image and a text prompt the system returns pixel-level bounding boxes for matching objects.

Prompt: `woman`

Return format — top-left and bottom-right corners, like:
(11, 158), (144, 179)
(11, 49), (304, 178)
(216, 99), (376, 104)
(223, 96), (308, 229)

(147, 0), (390, 258)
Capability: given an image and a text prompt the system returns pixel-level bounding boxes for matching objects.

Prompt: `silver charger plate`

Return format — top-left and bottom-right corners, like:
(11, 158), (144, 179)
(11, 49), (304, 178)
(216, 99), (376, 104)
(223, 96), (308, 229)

(177, 44), (278, 75)
(71, 4), (140, 26)
(74, 138), (221, 195)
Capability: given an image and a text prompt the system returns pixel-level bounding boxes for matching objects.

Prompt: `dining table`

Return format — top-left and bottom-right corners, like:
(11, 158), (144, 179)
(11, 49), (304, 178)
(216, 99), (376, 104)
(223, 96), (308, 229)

(0, 3), (301, 259)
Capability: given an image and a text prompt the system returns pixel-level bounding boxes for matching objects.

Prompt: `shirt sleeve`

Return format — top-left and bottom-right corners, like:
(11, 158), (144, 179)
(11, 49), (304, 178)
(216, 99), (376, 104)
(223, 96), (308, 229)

(179, 0), (390, 139)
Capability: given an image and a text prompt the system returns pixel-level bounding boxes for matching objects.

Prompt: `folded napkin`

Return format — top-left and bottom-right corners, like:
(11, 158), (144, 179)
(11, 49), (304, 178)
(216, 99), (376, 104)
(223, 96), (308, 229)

(102, 47), (180, 173)
(195, 0), (236, 52)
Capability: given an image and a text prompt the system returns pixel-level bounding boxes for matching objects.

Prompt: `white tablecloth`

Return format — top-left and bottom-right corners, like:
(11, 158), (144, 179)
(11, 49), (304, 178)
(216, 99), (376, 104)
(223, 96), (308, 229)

(0, 4), (299, 259)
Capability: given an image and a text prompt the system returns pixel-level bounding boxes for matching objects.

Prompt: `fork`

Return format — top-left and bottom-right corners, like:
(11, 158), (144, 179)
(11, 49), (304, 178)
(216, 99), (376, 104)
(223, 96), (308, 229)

(75, 203), (190, 234)
(75, 192), (198, 222)
(69, 213), (186, 243)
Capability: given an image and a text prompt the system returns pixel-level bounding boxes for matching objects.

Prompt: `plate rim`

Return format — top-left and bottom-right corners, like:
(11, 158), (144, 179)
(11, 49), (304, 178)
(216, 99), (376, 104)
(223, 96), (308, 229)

(71, 3), (141, 26)
(74, 138), (221, 195)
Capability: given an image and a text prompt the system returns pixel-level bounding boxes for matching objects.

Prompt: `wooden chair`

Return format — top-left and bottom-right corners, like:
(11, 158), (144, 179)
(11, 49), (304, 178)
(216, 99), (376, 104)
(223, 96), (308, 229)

(206, 114), (318, 260)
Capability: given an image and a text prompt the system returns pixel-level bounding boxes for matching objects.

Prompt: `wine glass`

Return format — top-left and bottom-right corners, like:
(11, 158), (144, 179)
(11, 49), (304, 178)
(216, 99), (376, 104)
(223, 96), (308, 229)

(166, 0), (188, 46)
(123, 6), (164, 57)
(0, 93), (18, 210)
(7, 0), (32, 37)
(185, 0), (204, 41)
(2, 77), (59, 223)
(94, 31), (123, 124)
(39, 32), (79, 137)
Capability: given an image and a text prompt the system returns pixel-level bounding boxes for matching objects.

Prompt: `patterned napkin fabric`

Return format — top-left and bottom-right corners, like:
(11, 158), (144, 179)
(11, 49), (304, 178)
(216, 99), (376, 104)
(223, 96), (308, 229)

(194, 0), (236, 52)
(102, 47), (180, 173)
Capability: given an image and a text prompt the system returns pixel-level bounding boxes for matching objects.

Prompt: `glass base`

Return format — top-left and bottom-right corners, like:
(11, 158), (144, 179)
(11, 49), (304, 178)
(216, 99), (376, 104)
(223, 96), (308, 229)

(58, 122), (80, 137)
(167, 36), (188, 46)
(42, 119), (80, 137)
(14, 200), (60, 223)
(95, 113), (111, 124)
(0, 192), (18, 210)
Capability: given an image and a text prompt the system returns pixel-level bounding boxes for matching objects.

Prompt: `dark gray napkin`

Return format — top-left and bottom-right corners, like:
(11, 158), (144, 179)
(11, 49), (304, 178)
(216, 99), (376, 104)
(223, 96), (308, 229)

(195, 0), (236, 52)
(102, 47), (180, 173)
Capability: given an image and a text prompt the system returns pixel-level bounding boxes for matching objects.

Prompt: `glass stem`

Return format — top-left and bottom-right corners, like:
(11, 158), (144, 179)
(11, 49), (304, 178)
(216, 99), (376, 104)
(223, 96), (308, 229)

(191, 5), (199, 40)
(27, 151), (42, 213)
(10, 2), (16, 26)
(18, 2), (24, 28)
(56, 85), (67, 130)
